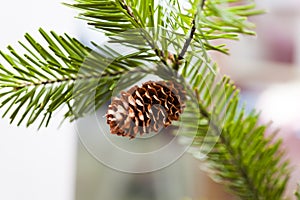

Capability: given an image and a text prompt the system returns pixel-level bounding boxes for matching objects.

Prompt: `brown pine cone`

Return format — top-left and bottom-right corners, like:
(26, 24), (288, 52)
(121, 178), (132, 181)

(106, 80), (186, 138)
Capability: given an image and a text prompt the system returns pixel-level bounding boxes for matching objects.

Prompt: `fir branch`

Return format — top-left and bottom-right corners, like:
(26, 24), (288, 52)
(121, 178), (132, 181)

(117, 0), (165, 63)
(173, 0), (264, 54)
(179, 55), (290, 199)
(0, 29), (146, 127)
(68, 0), (170, 65)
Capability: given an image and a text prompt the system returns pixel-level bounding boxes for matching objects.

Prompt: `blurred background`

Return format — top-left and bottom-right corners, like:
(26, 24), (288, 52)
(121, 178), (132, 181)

(0, 0), (300, 199)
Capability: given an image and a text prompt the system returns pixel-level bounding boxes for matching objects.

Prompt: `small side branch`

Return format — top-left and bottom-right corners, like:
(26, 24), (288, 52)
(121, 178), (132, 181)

(178, 0), (206, 60)
(119, 0), (140, 27)
(119, 0), (165, 64)
(178, 19), (196, 60)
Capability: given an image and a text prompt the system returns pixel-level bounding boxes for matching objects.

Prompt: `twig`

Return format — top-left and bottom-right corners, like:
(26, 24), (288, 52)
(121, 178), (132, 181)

(178, 19), (196, 60)
(178, 0), (206, 60)
(13, 72), (119, 90)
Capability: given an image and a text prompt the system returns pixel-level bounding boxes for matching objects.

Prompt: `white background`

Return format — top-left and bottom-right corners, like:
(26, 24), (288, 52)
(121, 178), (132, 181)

(0, 1), (80, 200)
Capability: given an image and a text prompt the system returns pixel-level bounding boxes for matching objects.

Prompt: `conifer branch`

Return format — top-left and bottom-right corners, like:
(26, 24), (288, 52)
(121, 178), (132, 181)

(0, 29), (146, 126)
(180, 56), (290, 199)
(118, 0), (165, 64)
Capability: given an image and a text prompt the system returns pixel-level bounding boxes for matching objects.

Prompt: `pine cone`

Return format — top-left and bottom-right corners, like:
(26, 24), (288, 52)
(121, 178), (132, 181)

(106, 80), (186, 138)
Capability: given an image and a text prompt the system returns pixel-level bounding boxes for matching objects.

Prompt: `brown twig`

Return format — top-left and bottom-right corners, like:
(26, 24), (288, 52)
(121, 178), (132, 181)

(178, 0), (206, 61)
(178, 19), (196, 60)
